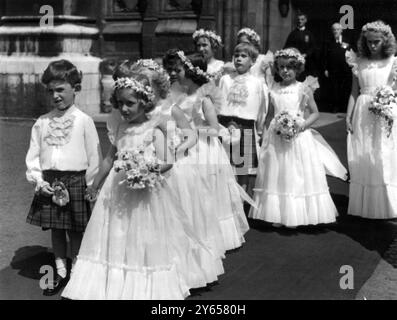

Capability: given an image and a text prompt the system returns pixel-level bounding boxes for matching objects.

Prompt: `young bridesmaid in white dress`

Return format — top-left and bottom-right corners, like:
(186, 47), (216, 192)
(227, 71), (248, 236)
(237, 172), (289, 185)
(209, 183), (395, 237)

(346, 21), (397, 219)
(193, 29), (225, 83)
(132, 59), (227, 262)
(250, 49), (346, 228)
(61, 74), (221, 300)
(164, 51), (251, 251)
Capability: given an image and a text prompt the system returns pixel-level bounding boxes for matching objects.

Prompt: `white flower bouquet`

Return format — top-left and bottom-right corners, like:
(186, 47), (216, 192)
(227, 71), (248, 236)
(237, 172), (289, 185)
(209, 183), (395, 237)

(369, 85), (397, 137)
(274, 111), (299, 142)
(114, 146), (165, 191)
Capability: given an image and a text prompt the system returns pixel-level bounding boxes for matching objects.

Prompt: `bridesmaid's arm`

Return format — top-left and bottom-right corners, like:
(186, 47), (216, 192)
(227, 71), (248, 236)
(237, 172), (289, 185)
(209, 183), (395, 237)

(171, 105), (198, 154)
(153, 128), (173, 174)
(346, 76), (359, 134)
(86, 145), (117, 201)
(202, 97), (221, 137)
(264, 101), (275, 130)
(301, 90), (320, 130)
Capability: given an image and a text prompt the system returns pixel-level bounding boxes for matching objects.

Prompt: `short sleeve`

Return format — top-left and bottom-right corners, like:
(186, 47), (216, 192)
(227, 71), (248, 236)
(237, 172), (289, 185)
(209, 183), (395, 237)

(106, 109), (122, 146)
(299, 84), (315, 110)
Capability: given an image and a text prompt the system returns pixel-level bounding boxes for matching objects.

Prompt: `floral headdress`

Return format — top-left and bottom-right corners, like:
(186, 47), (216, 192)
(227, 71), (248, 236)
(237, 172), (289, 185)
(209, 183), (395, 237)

(192, 29), (223, 47)
(135, 59), (165, 74)
(362, 21), (393, 36)
(114, 77), (156, 102)
(176, 51), (211, 81)
(237, 28), (261, 44)
(134, 59), (170, 82)
(274, 48), (306, 65)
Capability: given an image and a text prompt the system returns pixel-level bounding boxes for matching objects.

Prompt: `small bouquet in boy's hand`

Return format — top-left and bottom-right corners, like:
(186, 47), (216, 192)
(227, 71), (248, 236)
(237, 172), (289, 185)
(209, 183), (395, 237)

(114, 146), (165, 191)
(369, 85), (397, 137)
(274, 111), (299, 142)
(51, 180), (70, 207)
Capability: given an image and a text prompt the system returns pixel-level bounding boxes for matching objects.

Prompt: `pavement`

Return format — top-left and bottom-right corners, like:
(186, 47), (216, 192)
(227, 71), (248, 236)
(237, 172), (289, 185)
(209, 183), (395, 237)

(0, 114), (397, 300)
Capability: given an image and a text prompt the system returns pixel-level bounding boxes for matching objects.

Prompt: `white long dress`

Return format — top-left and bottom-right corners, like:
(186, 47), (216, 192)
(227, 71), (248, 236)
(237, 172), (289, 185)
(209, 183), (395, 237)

(249, 82), (345, 227)
(347, 55), (397, 219)
(178, 84), (250, 250)
(154, 98), (227, 261)
(61, 117), (221, 300)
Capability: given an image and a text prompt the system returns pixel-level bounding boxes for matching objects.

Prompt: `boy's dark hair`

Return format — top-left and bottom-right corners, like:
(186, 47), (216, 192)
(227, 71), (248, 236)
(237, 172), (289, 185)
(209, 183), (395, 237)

(234, 42), (259, 62)
(41, 60), (83, 91)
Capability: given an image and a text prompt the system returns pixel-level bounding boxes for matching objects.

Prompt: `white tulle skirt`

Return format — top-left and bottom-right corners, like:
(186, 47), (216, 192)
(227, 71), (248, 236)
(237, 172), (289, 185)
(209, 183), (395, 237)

(170, 158), (227, 260)
(61, 168), (221, 300)
(184, 135), (250, 250)
(249, 126), (343, 227)
(348, 94), (397, 219)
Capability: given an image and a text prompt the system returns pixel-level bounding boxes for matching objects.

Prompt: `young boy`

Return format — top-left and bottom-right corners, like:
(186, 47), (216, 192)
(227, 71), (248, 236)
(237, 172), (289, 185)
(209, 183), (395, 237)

(25, 59), (102, 296)
(218, 42), (268, 197)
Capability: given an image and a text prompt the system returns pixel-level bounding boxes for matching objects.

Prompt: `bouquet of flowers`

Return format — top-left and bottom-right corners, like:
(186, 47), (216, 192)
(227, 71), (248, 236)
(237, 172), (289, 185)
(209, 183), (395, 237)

(274, 111), (299, 142)
(369, 85), (397, 137)
(113, 146), (165, 191)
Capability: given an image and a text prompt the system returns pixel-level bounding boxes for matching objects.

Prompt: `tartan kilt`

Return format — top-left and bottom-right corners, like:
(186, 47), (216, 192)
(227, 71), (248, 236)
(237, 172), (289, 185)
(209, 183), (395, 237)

(218, 115), (258, 175)
(26, 171), (91, 232)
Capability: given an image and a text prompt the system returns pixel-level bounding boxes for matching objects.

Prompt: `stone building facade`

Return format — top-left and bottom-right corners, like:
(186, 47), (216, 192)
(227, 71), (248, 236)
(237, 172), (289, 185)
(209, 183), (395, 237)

(0, 0), (396, 118)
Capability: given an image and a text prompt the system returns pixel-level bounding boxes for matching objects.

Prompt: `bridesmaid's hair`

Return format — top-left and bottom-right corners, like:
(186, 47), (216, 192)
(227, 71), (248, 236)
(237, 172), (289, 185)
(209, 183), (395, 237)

(114, 60), (170, 100)
(357, 20), (397, 58)
(274, 48), (305, 82)
(163, 49), (182, 74)
(163, 50), (209, 86)
(183, 53), (209, 86)
(113, 74), (156, 114)
(42, 59), (83, 91)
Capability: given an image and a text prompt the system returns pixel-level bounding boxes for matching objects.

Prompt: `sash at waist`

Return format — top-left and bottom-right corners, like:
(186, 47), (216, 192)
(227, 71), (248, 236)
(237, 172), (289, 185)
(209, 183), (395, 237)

(360, 87), (377, 95)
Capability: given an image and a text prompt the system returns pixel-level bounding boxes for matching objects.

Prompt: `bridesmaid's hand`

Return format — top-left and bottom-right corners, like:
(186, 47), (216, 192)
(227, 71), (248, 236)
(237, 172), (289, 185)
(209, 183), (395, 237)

(85, 186), (99, 202)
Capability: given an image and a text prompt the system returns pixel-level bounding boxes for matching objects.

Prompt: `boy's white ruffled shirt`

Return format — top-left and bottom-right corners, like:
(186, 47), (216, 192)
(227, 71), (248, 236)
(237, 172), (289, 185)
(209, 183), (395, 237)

(26, 105), (102, 188)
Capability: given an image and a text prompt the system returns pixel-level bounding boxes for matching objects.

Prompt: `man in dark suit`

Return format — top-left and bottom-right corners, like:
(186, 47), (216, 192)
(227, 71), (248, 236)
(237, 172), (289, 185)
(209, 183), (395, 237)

(284, 12), (317, 81)
(323, 23), (352, 114)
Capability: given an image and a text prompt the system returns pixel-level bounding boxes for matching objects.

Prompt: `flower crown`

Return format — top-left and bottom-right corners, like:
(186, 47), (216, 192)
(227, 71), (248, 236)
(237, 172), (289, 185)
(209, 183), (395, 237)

(362, 21), (393, 36)
(176, 51), (211, 81)
(114, 77), (156, 102)
(192, 29), (223, 47)
(237, 28), (261, 44)
(134, 59), (171, 82)
(274, 49), (306, 65)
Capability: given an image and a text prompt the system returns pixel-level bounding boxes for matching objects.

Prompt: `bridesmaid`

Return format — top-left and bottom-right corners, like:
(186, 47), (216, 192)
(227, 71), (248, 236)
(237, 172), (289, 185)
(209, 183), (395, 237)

(346, 20), (397, 219)
(193, 29), (224, 83)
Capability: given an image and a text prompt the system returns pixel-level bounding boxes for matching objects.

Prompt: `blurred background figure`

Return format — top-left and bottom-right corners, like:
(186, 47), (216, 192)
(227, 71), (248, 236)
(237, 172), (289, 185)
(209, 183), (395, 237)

(323, 23), (352, 114)
(284, 12), (318, 81)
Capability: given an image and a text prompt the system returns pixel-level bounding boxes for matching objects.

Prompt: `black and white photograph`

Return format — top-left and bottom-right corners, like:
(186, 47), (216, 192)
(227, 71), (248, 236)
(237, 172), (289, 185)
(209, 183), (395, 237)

(1, 0), (397, 305)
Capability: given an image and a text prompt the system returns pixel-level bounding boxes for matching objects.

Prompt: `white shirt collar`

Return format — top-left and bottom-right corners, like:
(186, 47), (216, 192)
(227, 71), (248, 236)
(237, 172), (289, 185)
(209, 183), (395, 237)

(298, 26), (306, 31)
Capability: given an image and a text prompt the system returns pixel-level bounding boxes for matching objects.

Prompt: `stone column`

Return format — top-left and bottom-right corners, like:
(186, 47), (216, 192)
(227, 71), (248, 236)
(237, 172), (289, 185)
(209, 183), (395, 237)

(142, 0), (159, 59)
(0, 0), (102, 118)
(198, 0), (216, 30)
